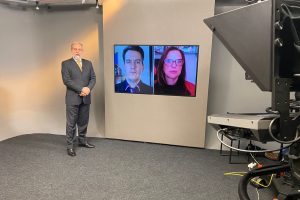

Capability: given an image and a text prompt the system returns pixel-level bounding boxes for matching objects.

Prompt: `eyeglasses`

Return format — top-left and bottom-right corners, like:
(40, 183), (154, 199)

(164, 59), (184, 66)
(125, 59), (142, 65)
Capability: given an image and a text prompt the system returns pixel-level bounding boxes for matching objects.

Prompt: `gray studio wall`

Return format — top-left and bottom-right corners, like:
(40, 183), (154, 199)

(0, 5), (105, 141)
(205, 36), (272, 149)
(0, 0), (279, 151)
(103, 0), (214, 148)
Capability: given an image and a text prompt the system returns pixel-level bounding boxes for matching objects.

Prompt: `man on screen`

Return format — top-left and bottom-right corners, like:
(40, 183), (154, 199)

(115, 45), (153, 94)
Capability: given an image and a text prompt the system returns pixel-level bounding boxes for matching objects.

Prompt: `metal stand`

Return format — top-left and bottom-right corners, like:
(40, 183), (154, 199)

(219, 133), (249, 164)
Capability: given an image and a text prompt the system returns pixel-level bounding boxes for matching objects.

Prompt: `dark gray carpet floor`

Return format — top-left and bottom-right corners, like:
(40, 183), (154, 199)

(0, 134), (276, 200)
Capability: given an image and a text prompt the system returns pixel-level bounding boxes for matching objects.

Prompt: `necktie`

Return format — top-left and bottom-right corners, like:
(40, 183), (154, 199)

(76, 60), (82, 71)
(129, 87), (139, 93)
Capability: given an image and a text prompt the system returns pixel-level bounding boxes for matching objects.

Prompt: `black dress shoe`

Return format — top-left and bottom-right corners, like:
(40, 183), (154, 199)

(78, 142), (95, 148)
(67, 148), (76, 156)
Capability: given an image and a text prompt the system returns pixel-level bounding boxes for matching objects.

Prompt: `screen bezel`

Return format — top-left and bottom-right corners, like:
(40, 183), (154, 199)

(114, 44), (200, 97)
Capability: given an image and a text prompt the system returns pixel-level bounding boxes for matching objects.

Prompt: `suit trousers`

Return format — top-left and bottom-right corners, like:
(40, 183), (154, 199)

(66, 103), (90, 149)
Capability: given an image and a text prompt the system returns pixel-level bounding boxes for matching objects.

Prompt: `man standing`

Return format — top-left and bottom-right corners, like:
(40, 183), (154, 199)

(115, 45), (153, 94)
(61, 42), (96, 157)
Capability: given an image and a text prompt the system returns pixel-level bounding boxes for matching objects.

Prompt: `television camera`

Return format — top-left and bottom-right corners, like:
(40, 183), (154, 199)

(205, 0), (300, 199)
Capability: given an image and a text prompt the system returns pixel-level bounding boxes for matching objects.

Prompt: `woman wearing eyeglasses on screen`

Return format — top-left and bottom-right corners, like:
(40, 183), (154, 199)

(154, 46), (195, 96)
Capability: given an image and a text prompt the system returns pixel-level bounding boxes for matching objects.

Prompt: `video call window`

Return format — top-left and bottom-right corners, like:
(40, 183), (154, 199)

(114, 45), (199, 97)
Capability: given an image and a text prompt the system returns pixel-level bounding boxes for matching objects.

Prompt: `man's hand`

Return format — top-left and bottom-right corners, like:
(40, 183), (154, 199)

(79, 92), (87, 96)
(80, 87), (90, 96)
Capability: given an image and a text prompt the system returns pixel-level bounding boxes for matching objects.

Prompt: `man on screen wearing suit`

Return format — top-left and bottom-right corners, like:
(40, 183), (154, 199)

(115, 45), (153, 94)
(61, 42), (96, 157)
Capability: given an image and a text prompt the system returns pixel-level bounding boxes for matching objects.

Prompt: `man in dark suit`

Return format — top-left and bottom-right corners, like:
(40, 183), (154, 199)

(115, 45), (153, 94)
(61, 42), (96, 157)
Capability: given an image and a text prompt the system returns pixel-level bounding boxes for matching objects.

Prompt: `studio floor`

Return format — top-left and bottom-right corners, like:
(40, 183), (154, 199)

(0, 134), (276, 200)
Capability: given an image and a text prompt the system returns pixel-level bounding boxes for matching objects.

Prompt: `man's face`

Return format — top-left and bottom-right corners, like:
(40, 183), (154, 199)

(124, 50), (144, 83)
(71, 43), (83, 59)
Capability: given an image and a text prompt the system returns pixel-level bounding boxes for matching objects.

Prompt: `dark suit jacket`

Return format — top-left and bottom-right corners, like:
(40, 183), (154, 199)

(115, 80), (153, 94)
(61, 58), (96, 105)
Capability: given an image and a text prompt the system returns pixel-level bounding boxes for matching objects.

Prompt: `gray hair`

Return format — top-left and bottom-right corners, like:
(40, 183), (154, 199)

(71, 42), (83, 49)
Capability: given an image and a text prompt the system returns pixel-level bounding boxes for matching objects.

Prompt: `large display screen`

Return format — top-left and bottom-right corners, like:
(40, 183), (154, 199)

(114, 45), (199, 97)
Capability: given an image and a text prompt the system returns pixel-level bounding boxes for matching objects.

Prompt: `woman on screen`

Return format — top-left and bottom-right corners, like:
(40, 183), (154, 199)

(154, 47), (195, 96)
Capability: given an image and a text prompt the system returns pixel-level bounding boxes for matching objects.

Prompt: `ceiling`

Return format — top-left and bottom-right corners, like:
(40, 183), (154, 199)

(215, 0), (260, 14)
(0, 0), (101, 6)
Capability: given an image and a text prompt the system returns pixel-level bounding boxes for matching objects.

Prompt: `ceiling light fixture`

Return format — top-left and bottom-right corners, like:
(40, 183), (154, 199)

(35, 1), (39, 10)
